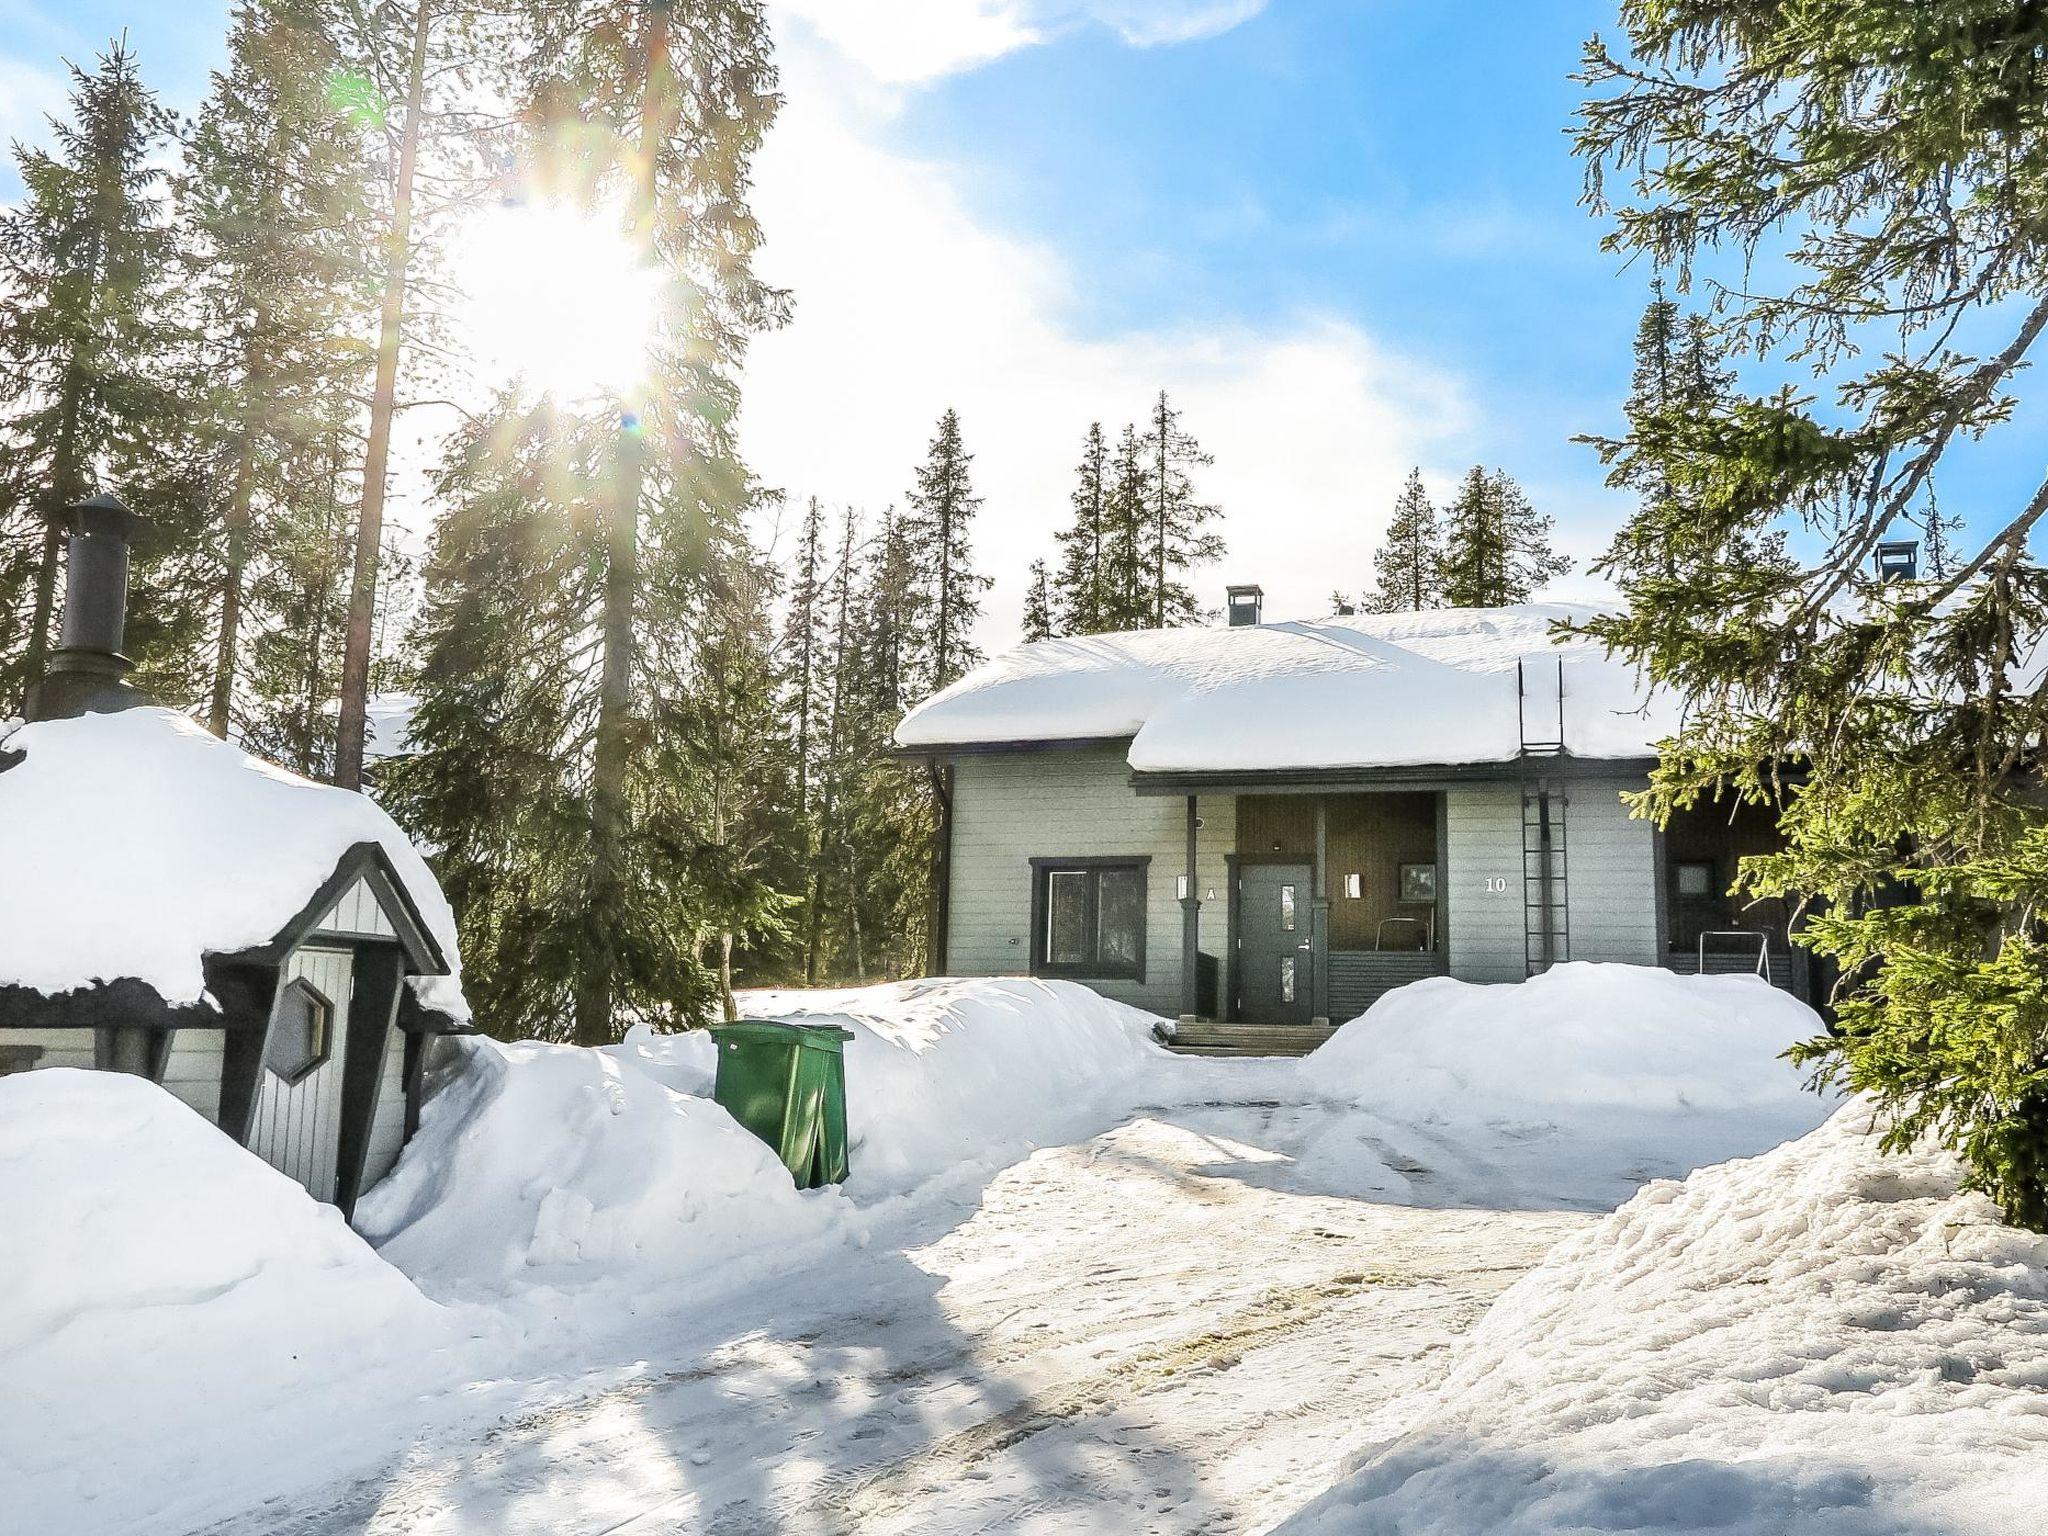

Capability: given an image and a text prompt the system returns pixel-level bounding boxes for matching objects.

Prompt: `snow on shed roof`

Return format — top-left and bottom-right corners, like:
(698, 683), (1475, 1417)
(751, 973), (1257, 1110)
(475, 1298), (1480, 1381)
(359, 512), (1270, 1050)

(896, 604), (1677, 773)
(0, 707), (467, 1018)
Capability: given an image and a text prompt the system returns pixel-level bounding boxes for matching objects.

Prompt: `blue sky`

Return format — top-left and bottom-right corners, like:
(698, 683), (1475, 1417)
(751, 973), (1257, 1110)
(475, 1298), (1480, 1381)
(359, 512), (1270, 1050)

(0, 1), (1776, 631)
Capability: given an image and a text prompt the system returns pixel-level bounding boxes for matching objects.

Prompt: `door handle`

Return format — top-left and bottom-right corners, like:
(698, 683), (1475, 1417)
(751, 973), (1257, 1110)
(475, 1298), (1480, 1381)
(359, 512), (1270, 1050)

(1297, 941), (1311, 951)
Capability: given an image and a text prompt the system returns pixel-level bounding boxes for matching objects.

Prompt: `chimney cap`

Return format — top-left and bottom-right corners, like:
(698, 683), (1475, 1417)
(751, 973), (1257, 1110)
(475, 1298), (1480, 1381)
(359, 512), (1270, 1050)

(1225, 582), (1264, 598)
(51, 491), (142, 540)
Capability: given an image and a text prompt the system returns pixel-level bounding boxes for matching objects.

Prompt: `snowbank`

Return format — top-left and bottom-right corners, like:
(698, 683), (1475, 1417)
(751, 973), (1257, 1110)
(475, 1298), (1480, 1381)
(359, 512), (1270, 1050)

(0, 1071), (464, 1532)
(1301, 964), (1833, 1206)
(357, 978), (1173, 1292)
(0, 706), (466, 1017)
(355, 1031), (841, 1293)
(738, 976), (1173, 1191)
(1281, 1106), (2048, 1535)
(896, 605), (1675, 771)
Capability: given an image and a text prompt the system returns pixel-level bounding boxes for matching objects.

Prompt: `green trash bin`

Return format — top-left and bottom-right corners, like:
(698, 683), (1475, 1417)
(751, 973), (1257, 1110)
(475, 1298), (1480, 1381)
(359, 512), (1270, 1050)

(708, 1019), (854, 1188)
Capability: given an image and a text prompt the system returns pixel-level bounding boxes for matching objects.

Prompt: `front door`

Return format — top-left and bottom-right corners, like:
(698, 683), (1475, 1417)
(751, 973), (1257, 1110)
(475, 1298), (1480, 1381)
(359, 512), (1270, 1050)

(1238, 862), (1313, 1024)
(250, 946), (354, 1201)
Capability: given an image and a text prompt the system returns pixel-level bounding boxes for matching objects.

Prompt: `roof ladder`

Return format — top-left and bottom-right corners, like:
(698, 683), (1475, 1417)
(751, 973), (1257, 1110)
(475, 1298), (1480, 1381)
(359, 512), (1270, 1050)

(1518, 657), (1569, 976)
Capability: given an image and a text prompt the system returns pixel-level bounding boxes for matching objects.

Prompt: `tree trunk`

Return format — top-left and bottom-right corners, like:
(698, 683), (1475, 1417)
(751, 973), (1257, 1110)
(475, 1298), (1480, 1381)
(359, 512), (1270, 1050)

(575, 0), (669, 1048)
(334, 0), (432, 791)
(209, 325), (266, 739)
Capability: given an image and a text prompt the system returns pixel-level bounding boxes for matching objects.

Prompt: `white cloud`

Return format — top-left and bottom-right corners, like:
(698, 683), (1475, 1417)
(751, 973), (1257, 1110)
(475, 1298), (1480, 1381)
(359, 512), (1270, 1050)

(771, 0), (1267, 83)
(740, 25), (1471, 641)
(0, 55), (67, 157)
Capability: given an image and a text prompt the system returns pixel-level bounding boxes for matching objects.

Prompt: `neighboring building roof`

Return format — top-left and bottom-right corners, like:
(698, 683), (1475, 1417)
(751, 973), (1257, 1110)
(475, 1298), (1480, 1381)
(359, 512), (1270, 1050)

(895, 604), (1677, 774)
(0, 706), (468, 1020)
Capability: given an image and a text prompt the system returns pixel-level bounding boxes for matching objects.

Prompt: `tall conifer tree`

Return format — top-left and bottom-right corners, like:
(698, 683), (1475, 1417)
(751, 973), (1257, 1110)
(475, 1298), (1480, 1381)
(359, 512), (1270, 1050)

(0, 42), (181, 709)
(1140, 389), (1222, 627)
(1051, 421), (1109, 635)
(1440, 466), (1568, 607)
(1021, 558), (1053, 642)
(903, 408), (989, 692)
(1367, 468), (1443, 612)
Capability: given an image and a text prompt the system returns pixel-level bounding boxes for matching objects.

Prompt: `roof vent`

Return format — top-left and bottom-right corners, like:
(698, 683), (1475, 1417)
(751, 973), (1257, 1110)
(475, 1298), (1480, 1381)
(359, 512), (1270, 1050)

(26, 492), (148, 722)
(1225, 584), (1264, 628)
(1874, 539), (1919, 582)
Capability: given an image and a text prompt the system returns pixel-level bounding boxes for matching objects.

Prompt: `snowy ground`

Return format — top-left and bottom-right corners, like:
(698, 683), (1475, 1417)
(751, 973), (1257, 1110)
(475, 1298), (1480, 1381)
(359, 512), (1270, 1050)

(201, 1093), (1587, 1536)
(6, 969), (1856, 1536)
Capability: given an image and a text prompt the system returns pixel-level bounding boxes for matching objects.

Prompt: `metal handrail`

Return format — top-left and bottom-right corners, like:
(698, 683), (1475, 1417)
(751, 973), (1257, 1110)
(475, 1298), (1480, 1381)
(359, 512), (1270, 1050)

(1697, 929), (1770, 978)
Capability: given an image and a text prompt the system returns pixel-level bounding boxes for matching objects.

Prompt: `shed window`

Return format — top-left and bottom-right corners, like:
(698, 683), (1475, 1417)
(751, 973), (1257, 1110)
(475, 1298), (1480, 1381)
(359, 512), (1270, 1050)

(265, 977), (334, 1084)
(1675, 861), (1716, 899)
(1030, 858), (1148, 980)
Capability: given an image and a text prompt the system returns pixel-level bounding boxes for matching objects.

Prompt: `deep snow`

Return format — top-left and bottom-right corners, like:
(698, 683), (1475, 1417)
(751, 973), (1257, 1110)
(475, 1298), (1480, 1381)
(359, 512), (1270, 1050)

(0, 706), (465, 1017)
(7, 969), (1872, 1535)
(895, 604), (1675, 770)
(1279, 1105), (2048, 1536)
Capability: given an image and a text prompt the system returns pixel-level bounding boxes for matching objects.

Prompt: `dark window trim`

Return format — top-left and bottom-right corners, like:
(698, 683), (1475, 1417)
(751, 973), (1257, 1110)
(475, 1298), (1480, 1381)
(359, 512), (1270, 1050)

(1027, 855), (1151, 982)
(265, 975), (335, 1086)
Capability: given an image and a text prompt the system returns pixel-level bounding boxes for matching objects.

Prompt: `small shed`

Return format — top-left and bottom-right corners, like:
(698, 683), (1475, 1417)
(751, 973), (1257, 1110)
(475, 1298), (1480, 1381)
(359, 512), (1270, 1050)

(0, 495), (470, 1214)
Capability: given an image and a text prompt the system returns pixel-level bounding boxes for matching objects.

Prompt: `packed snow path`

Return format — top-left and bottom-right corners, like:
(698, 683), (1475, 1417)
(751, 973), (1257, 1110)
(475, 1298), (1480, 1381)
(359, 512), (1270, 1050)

(204, 1101), (1588, 1536)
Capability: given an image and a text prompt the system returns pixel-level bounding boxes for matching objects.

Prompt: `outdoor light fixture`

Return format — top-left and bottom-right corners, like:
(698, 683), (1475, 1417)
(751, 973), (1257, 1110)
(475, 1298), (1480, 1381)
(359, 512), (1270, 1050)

(1344, 872), (1362, 899)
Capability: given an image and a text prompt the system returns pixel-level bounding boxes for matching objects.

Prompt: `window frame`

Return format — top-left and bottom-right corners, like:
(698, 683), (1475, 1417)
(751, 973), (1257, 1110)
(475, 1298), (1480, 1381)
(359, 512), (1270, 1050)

(264, 975), (335, 1086)
(1674, 860), (1718, 900)
(1027, 855), (1150, 982)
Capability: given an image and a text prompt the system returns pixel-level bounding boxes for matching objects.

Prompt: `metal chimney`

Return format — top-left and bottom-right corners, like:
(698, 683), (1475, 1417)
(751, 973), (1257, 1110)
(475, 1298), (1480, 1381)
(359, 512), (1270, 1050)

(26, 492), (149, 722)
(1226, 583), (1264, 627)
(1874, 539), (1920, 582)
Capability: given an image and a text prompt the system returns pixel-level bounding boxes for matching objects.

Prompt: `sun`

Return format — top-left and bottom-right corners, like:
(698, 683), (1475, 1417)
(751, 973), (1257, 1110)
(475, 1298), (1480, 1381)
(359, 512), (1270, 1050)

(455, 197), (666, 401)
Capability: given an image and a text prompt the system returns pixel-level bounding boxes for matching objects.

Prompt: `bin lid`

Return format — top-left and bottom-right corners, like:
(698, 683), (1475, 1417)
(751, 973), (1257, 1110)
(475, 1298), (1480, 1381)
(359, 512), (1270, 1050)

(708, 1018), (856, 1050)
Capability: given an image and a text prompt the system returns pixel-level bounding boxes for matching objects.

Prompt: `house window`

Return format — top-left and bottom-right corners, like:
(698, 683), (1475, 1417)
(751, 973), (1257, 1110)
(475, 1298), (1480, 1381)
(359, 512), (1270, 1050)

(265, 977), (334, 1085)
(1675, 861), (1716, 899)
(1030, 857), (1148, 980)
(1400, 863), (1438, 903)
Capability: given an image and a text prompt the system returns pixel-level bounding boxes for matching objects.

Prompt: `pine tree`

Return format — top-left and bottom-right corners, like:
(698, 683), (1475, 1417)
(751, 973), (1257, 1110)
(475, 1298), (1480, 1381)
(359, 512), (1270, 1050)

(1140, 389), (1223, 627)
(1575, 0), (2048, 1225)
(1052, 421), (1109, 635)
(1367, 468), (1443, 612)
(784, 495), (829, 980)
(0, 42), (181, 710)
(181, 0), (379, 740)
(1021, 558), (1053, 642)
(1440, 466), (1568, 608)
(903, 408), (990, 692)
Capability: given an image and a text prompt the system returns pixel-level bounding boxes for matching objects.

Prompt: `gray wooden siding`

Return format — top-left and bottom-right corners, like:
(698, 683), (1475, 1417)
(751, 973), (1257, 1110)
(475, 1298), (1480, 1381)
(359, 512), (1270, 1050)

(947, 747), (1231, 1016)
(1445, 783), (1526, 982)
(159, 1028), (224, 1121)
(0, 1027), (95, 1073)
(1328, 951), (1447, 1021)
(249, 945), (353, 1201)
(1563, 778), (1662, 965)
(362, 1023), (409, 1187)
(314, 876), (397, 940)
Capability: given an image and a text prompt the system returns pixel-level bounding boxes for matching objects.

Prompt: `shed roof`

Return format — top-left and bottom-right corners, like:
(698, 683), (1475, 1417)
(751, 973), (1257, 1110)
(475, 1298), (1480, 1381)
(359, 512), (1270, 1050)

(0, 707), (467, 1019)
(895, 604), (1676, 774)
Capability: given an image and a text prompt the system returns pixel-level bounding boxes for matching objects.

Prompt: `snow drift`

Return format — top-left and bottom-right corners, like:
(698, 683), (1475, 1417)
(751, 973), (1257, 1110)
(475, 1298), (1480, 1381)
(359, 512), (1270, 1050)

(1280, 1105), (2048, 1536)
(0, 706), (465, 1017)
(738, 976), (1174, 1190)
(354, 1030), (841, 1294)
(0, 1070), (464, 1534)
(1300, 964), (1834, 1207)
(357, 978), (1174, 1290)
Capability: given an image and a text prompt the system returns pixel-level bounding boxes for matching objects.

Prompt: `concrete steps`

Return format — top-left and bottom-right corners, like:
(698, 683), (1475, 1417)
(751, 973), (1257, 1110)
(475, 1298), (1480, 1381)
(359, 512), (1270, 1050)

(1157, 1021), (1338, 1058)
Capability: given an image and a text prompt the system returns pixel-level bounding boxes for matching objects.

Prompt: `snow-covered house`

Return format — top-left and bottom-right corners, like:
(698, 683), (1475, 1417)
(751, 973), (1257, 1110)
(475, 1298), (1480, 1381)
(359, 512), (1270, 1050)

(896, 593), (1807, 1040)
(0, 496), (470, 1212)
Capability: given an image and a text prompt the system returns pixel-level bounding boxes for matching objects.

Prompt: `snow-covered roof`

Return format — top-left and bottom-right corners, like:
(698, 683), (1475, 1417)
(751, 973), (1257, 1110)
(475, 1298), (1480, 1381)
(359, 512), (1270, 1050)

(0, 707), (467, 1019)
(896, 604), (1676, 774)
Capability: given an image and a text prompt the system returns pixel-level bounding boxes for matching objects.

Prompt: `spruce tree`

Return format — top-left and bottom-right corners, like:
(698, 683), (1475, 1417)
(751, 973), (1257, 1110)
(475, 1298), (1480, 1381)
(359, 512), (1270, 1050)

(181, 0), (379, 741)
(1051, 421), (1109, 635)
(1022, 558), (1053, 642)
(903, 408), (990, 692)
(784, 496), (829, 979)
(0, 42), (181, 710)
(1440, 466), (1568, 608)
(1140, 389), (1223, 627)
(1100, 420), (1151, 631)
(1367, 468), (1443, 612)
(1576, 0), (2048, 1225)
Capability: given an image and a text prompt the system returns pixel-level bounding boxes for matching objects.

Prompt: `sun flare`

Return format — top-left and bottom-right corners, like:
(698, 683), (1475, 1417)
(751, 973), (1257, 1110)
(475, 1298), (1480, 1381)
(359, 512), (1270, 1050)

(456, 198), (665, 400)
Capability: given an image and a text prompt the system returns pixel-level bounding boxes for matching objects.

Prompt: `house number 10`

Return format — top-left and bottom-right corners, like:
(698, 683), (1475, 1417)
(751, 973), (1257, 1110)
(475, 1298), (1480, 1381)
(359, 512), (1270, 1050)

(1483, 876), (1509, 893)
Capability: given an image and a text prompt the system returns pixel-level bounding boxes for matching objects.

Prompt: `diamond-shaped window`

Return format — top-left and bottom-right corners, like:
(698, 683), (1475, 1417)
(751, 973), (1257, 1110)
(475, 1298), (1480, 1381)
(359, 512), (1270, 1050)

(265, 977), (334, 1084)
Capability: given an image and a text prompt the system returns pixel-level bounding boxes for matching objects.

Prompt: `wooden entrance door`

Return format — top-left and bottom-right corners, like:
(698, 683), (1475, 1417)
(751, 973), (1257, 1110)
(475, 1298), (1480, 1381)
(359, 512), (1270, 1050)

(1238, 863), (1314, 1024)
(250, 946), (353, 1200)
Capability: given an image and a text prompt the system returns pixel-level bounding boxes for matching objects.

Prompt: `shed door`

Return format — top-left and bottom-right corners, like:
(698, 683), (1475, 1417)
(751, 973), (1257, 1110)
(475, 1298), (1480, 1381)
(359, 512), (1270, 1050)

(1238, 863), (1314, 1025)
(250, 946), (353, 1201)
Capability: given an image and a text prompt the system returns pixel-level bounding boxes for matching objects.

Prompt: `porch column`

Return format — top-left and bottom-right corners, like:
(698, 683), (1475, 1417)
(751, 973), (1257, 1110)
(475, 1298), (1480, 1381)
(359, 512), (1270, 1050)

(1179, 794), (1202, 1020)
(1311, 796), (1330, 1025)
